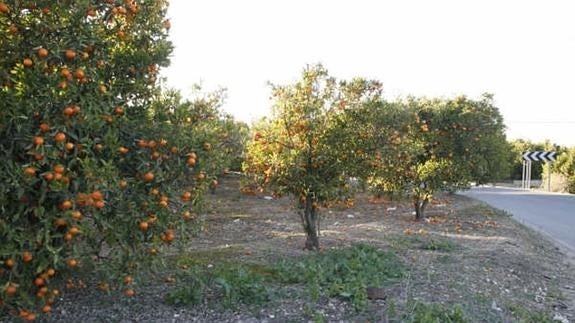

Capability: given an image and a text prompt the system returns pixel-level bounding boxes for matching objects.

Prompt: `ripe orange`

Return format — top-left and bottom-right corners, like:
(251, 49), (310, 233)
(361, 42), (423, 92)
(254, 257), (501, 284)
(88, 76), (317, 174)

(170, 146), (178, 154)
(34, 153), (44, 161)
(65, 142), (75, 151)
(73, 68), (85, 79)
(37, 47), (48, 58)
(118, 146), (129, 154)
(23, 58), (33, 67)
(43, 172), (54, 181)
(98, 84), (107, 94)
(34, 277), (45, 287)
(91, 191), (103, 201)
(39, 122), (50, 132)
(4, 284), (17, 296)
(60, 200), (72, 210)
(4, 258), (15, 268)
(81, 52), (89, 60)
(53, 164), (65, 174)
(186, 157), (196, 167)
(63, 233), (73, 241)
(63, 106), (75, 117)
(196, 172), (205, 181)
(58, 80), (68, 90)
(138, 221), (149, 231)
(67, 258), (78, 268)
(68, 226), (80, 235)
(119, 180), (128, 188)
(42, 305), (52, 313)
(60, 67), (71, 78)
(94, 200), (105, 209)
(54, 217), (67, 227)
(114, 106), (124, 115)
(142, 171), (154, 182)
(24, 166), (36, 176)
(86, 8), (96, 17)
(187, 152), (197, 159)
(71, 210), (82, 220)
(181, 191), (192, 200)
(0, 3), (10, 14)
(124, 288), (135, 297)
(46, 268), (56, 277)
(54, 132), (66, 143)
(33, 136), (44, 146)
(64, 49), (76, 60)
(123, 275), (134, 285)
(22, 251), (33, 263)
(203, 142), (212, 151)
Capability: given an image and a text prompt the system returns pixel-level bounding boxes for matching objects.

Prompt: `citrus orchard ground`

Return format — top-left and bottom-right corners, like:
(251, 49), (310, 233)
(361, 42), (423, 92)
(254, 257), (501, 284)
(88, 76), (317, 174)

(36, 174), (575, 322)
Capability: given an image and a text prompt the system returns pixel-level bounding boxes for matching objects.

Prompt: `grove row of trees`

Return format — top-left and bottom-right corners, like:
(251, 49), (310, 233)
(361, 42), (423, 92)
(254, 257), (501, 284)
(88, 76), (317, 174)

(242, 65), (509, 250)
(0, 1), (246, 319)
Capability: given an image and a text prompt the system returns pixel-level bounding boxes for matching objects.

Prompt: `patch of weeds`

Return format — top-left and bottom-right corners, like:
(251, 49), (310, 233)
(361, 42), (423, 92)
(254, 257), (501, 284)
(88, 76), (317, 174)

(274, 244), (404, 311)
(505, 302), (554, 323)
(165, 263), (270, 309)
(403, 301), (467, 323)
(174, 247), (242, 267)
(395, 235), (459, 252)
(215, 265), (269, 308)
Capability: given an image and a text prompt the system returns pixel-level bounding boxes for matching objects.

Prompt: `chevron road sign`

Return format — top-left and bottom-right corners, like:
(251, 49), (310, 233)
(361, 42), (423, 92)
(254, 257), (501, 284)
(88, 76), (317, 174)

(522, 151), (556, 162)
(522, 151), (557, 191)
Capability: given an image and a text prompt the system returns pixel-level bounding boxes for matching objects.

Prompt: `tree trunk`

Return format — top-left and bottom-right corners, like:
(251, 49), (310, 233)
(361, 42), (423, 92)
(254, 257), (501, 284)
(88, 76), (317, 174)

(413, 196), (429, 221)
(301, 196), (320, 250)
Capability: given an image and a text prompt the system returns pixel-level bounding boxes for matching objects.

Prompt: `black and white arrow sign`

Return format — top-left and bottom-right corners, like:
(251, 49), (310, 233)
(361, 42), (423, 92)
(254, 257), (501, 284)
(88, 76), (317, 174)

(522, 151), (556, 162)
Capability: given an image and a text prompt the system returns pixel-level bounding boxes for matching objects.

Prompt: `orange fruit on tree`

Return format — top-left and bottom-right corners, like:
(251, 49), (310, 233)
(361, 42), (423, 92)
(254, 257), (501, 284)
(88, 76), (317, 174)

(66, 258), (78, 268)
(138, 221), (149, 232)
(114, 106), (124, 115)
(24, 166), (36, 176)
(196, 172), (205, 181)
(203, 142), (212, 151)
(117, 146), (129, 155)
(64, 49), (76, 60)
(142, 171), (154, 182)
(54, 217), (67, 227)
(43, 172), (54, 181)
(37, 47), (48, 58)
(73, 68), (85, 80)
(4, 258), (15, 268)
(54, 132), (66, 143)
(91, 191), (103, 201)
(60, 200), (72, 210)
(22, 251), (33, 263)
(42, 305), (52, 313)
(54, 164), (65, 174)
(65, 142), (75, 151)
(63, 106), (75, 117)
(70, 210), (82, 220)
(187, 152), (197, 159)
(124, 288), (135, 297)
(8, 24), (17, 34)
(94, 200), (105, 209)
(39, 122), (50, 132)
(123, 275), (134, 285)
(33, 136), (44, 146)
(4, 284), (17, 296)
(119, 180), (128, 188)
(0, 3), (10, 14)
(186, 157), (196, 167)
(98, 84), (107, 94)
(23, 58), (33, 67)
(34, 277), (45, 287)
(60, 67), (71, 78)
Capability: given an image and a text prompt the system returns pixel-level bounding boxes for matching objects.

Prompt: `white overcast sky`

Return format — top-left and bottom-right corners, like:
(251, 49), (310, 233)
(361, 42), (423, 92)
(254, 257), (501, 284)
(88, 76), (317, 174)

(162, 0), (575, 146)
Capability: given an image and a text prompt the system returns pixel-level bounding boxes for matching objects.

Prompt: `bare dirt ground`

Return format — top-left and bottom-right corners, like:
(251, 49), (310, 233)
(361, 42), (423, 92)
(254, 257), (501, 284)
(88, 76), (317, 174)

(38, 174), (575, 322)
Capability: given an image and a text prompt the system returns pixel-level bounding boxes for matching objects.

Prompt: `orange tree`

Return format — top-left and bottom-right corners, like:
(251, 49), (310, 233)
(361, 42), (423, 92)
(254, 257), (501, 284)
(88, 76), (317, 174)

(367, 94), (509, 220)
(0, 1), (205, 319)
(243, 64), (382, 250)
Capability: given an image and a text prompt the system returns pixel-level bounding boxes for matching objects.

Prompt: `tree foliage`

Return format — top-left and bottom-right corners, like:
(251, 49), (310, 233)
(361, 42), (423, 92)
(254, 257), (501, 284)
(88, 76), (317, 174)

(243, 64), (382, 250)
(0, 1), (211, 319)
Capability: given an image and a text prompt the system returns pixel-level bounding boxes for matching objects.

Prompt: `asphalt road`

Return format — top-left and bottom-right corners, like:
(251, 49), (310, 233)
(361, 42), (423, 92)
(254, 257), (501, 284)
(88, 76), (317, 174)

(459, 186), (575, 254)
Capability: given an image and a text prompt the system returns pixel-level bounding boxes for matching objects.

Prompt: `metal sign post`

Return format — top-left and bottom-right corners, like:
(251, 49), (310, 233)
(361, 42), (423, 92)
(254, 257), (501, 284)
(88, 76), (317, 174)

(521, 151), (556, 191)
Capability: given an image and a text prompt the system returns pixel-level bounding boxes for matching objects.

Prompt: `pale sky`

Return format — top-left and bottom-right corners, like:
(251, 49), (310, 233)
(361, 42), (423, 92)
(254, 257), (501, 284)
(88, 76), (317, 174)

(162, 0), (575, 146)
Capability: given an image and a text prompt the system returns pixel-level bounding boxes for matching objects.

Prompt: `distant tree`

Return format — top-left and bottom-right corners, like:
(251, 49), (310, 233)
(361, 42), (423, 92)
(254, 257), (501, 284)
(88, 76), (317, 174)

(367, 94), (509, 220)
